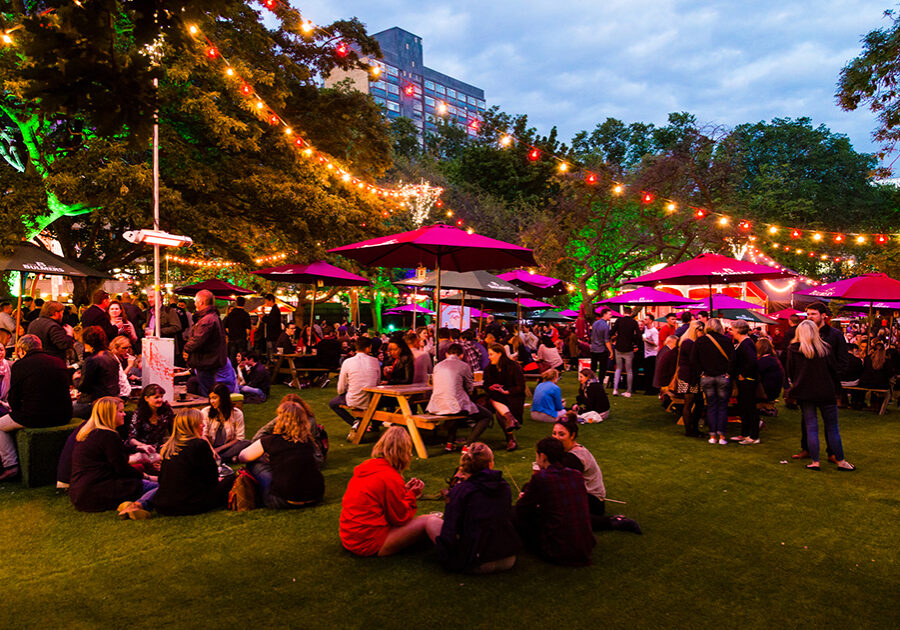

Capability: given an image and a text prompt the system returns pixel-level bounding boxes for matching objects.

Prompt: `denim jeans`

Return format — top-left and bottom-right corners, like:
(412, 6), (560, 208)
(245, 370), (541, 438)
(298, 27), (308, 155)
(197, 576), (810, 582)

(701, 374), (731, 435)
(614, 351), (634, 393)
(0, 414), (24, 468)
(239, 385), (266, 401)
(196, 369), (217, 397)
(329, 394), (364, 426)
(137, 479), (158, 509)
(799, 402), (844, 462)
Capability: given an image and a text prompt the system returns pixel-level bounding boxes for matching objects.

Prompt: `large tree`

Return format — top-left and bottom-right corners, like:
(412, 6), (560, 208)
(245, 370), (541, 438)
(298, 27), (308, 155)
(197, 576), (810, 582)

(0, 0), (395, 300)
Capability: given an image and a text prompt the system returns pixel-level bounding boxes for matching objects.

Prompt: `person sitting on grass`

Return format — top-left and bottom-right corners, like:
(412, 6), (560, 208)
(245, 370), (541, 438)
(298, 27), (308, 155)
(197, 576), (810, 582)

(433, 442), (521, 574)
(571, 368), (610, 423)
(238, 352), (270, 403)
(238, 401), (325, 509)
(484, 343), (526, 452)
(155, 409), (235, 516)
(530, 368), (566, 423)
(552, 416), (641, 534)
(202, 383), (249, 463)
(339, 426), (442, 557)
(253, 393), (326, 469)
(515, 437), (595, 566)
(127, 384), (175, 459)
(69, 397), (157, 520)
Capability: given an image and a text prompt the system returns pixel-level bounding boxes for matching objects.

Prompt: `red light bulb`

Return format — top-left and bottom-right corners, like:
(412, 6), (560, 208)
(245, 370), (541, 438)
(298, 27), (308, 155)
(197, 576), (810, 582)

(436, 200), (443, 207)
(405, 85), (415, 96)
(240, 83), (252, 95)
(528, 148), (540, 161)
(586, 173), (597, 184)
(294, 138), (304, 147)
(269, 114), (279, 125)
(642, 193), (653, 203)
(791, 229), (801, 239)
(336, 43), (348, 57)
(456, 219), (464, 226)
(264, 0), (276, 8)
(834, 234), (844, 243)
(206, 46), (218, 58)
(469, 120), (480, 130)
(695, 209), (705, 218)
(877, 235), (887, 244)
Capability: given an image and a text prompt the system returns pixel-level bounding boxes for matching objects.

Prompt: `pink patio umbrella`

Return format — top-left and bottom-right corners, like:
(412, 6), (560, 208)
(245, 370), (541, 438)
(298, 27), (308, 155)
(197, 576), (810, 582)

(497, 270), (568, 297)
(330, 224), (536, 347)
(625, 253), (795, 313)
(769, 308), (806, 319)
(253, 261), (370, 345)
(601, 286), (702, 307)
(676, 294), (763, 311)
(796, 274), (900, 302)
(845, 300), (900, 309)
(175, 278), (253, 297)
(385, 304), (435, 315)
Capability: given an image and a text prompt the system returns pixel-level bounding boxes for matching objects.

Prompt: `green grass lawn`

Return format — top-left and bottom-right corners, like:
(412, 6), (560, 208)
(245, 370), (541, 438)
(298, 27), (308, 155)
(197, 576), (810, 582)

(2, 374), (899, 629)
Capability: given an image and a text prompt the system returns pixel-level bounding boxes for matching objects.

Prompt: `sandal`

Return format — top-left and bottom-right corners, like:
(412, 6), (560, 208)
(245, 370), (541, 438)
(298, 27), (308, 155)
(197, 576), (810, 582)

(837, 463), (857, 472)
(792, 451), (810, 460)
(805, 463), (820, 471)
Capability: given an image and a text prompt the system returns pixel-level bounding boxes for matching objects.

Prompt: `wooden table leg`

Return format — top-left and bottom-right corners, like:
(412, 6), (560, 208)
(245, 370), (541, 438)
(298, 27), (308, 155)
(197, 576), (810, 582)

(879, 388), (891, 416)
(270, 356), (284, 384)
(288, 359), (301, 389)
(352, 393), (380, 445)
(398, 396), (428, 459)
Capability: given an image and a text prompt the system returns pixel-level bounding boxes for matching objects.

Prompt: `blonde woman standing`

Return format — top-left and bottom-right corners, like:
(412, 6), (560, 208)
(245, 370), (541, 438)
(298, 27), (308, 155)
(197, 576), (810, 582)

(786, 320), (855, 471)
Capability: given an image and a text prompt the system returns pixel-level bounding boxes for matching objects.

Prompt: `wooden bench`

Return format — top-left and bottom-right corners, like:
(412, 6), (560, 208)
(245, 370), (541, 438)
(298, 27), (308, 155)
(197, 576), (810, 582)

(842, 386), (892, 415)
(15, 422), (82, 488)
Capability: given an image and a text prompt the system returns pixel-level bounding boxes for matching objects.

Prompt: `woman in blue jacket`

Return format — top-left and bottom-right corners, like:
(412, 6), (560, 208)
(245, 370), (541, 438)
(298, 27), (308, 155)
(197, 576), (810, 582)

(530, 369), (564, 423)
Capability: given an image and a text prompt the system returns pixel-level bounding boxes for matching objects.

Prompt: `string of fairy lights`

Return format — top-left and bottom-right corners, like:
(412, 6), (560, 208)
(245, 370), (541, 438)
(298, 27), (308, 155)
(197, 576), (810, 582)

(745, 245), (825, 287)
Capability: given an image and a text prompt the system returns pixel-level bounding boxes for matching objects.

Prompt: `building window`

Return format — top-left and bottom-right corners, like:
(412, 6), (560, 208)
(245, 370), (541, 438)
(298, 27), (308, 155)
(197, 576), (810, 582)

(468, 96), (478, 105)
(372, 96), (386, 106)
(477, 100), (486, 111)
(371, 80), (386, 90)
(387, 83), (400, 95)
(386, 65), (399, 77)
(435, 84), (445, 95)
(424, 96), (435, 107)
(447, 88), (456, 99)
(370, 87), (386, 97)
(424, 80), (435, 92)
(413, 101), (423, 111)
(386, 101), (400, 112)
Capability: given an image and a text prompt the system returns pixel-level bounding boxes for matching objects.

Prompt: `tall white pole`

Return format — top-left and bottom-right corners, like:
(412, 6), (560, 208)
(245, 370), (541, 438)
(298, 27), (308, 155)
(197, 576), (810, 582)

(153, 77), (161, 338)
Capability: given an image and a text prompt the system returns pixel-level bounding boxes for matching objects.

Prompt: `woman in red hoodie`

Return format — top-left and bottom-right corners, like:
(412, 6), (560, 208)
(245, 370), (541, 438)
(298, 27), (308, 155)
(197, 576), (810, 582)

(340, 427), (441, 556)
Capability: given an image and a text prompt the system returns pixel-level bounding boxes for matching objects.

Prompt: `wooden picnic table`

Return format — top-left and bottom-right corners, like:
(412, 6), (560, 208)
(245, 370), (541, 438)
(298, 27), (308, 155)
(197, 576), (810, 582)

(351, 381), (484, 459)
(269, 352), (319, 388)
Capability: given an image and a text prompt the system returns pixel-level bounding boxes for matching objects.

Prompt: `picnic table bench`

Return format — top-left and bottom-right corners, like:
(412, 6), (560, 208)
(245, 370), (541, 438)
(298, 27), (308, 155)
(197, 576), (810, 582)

(269, 353), (336, 388)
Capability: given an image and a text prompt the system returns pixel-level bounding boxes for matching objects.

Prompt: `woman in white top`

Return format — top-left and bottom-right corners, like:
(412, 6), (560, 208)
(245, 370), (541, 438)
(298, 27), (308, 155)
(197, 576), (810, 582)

(202, 382), (248, 463)
(552, 415), (641, 534)
(535, 335), (564, 372)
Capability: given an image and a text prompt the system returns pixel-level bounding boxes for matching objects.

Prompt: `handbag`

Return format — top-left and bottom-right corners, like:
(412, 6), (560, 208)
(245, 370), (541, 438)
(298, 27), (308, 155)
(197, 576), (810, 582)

(227, 469), (258, 511)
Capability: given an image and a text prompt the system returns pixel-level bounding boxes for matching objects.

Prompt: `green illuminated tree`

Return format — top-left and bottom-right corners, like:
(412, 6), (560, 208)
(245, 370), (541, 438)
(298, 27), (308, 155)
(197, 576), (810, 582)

(0, 0), (394, 300)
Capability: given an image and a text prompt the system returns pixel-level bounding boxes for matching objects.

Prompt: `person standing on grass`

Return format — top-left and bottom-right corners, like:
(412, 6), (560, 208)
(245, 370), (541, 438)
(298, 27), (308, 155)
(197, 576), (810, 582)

(677, 321), (705, 438)
(731, 320), (761, 445)
(641, 315), (659, 395)
(786, 320), (855, 472)
(182, 290), (227, 397)
(793, 302), (848, 461)
(589, 309), (613, 379)
(610, 307), (640, 397)
(692, 318), (733, 445)
(515, 437), (595, 566)
(339, 426), (442, 556)
(224, 296), (252, 364)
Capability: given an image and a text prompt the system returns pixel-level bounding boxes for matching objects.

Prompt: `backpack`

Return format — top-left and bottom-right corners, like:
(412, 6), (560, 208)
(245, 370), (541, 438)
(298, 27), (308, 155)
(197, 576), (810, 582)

(227, 469), (258, 511)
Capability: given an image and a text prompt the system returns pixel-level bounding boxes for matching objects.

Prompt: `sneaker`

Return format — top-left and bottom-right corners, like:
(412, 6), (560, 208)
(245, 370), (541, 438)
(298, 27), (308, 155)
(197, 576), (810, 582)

(622, 392), (632, 398)
(612, 390), (619, 397)
(718, 438), (728, 445)
(708, 436), (717, 444)
(739, 438), (760, 445)
(730, 436), (747, 441)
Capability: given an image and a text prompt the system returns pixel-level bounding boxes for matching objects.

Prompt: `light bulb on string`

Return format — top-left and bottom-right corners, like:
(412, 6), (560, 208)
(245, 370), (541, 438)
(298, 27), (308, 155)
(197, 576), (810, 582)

(499, 134), (512, 147)
(768, 226), (778, 235)
(336, 42), (348, 57)
(642, 193), (653, 204)
(558, 162), (569, 173)
(695, 209), (705, 218)
(834, 234), (844, 243)
(206, 46), (218, 58)
(528, 148), (540, 161)
(791, 229), (801, 239)
(718, 217), (729, 226)
(613, 184), (624, 195)
(812, 233), (822, 241)
(877, 234), (888, 244)
(666, 203), (676, 213)
(586, 173), (597, 184)
(1, 34), (12, 45)
(188, 25), (198, 35)
(856, 235), (866, 244)
(437, 102), (448, 115)
(301, 20), (315, 35)
(241, 83), (252, 95)
(371, 65), (381, 77)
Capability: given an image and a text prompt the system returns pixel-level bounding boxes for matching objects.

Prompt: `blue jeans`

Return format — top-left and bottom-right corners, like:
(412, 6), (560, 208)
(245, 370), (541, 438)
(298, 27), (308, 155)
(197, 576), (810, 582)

(240, 385), (266, 401)
(701, 374), (731, 435)
(137, 479), (157, 509)
(329, 394), (361, 426)
(800, 402), (844, 462)
(196, 370), (217, 397)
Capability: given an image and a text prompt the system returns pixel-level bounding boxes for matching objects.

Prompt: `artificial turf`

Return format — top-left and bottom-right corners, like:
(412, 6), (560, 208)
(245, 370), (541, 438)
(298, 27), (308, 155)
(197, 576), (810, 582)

(1, 374), (898, 629)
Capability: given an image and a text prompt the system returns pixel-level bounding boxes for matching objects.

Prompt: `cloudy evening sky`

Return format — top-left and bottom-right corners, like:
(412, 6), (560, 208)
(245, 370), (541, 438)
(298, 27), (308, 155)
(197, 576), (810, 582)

(300, 0), (894, 169)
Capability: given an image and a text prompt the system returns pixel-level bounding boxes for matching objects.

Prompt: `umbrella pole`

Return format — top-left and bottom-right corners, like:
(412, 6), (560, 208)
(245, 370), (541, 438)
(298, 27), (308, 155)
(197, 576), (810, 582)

(309, 285), (317, 348)
(461, 293), (466, 331)
(517, 295), (522, 333)
(412, 288), (417, 330)
(434, 260), (442, 360)
(14, 272), (25, 344)
(708, 279), (714, 316)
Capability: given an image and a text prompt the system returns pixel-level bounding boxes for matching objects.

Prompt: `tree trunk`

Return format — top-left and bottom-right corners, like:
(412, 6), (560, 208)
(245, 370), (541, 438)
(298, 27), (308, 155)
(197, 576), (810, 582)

(71, 276), (104, 306)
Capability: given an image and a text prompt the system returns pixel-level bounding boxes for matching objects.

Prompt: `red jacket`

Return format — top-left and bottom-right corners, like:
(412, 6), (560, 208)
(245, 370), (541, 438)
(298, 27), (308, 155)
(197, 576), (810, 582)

(340, 457), (418, 556)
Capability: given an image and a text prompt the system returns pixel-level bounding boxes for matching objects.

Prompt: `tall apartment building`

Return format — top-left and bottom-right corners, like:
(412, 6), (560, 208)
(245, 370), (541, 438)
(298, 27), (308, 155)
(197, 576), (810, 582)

(325, 27), (486, 137)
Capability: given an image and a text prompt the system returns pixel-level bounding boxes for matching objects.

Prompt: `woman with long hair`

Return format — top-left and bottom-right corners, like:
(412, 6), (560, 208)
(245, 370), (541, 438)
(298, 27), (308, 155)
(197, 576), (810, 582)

(238, 401), (325, 508)
(382, 338), (414, 386)
(535, 335), (564, 372)
(202, 383), (248, 462)
(484, 343), (526, 451)
(756, 337), (784, 403)
(786, 320), (855, 471)
(572, 368), (610, 423)
(107, 300), (137, 344)
(69, 397), (157, 519)
(858, 341), (890, 410)
(155, 409), (233, 515)
(127, 383), (175, 456)
(340, 426), (442, 557)
(434, 443), (520, 573)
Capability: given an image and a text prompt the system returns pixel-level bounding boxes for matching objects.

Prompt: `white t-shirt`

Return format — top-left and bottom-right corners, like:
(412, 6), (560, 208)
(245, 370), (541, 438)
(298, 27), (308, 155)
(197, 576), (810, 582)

(642, 326), (659, 358)
(570, 444), (606, 500)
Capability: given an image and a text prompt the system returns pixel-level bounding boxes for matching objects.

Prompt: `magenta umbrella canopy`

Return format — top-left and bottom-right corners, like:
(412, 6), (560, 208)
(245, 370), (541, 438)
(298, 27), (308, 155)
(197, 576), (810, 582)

(252, 261), (370, 287)
(328, 224), (536, 271)
(175, 278), (253, 297)
(626, 253), (795, 286)
(517, 297), (556, 309)
(601, 287), (702, 307)
(769, 308), (806, 319)
(497, 270), (567, 297)
(677, 294), (762, 310)
(796, 274), (900, 302)
(385, 304), (434, 315)
(845, 300), (900, 309)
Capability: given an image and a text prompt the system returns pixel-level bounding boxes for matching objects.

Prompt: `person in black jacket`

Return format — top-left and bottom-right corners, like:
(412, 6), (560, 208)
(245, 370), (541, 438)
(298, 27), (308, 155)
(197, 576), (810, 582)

(382, 338), (415, 386)
(239, 352), (271, 402)
(786, 321), (855, 471)
(183, 290), (227, 397)
(793, 303), (849, 461)
(26, 301), (75, 363)
(80, 289), (118, 347)
(259, 293), (282, 359)
(610, 307), (640, 397)
(572, 368), (610, 422)
(484, 343), (527, 451)
(691, 318), (734, 444)
(731, 320), (761, 444)
(432, 442), (520, 573)
(756, 338), (784, 403)
(155, 409), (233, 515)
(73, 326), (120, 419)
(0, 335), (73, 480)
(69, 397), (158, 519)
(677, 322), (705, 437)
(224, 297), (252, 363)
